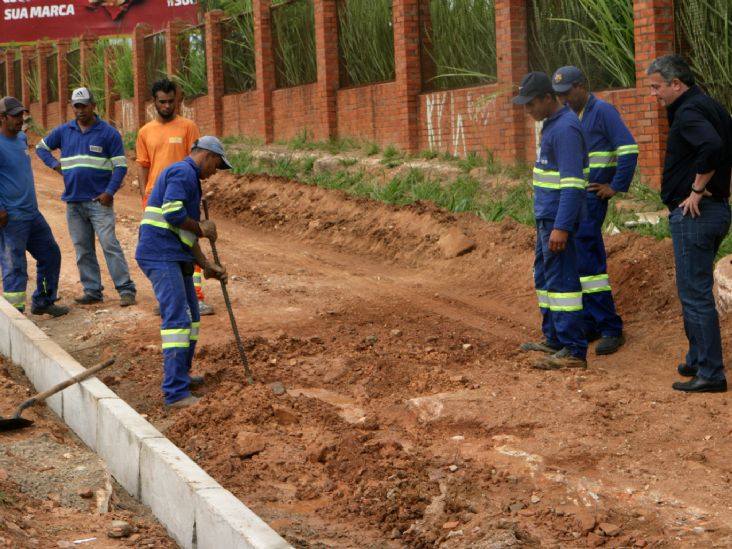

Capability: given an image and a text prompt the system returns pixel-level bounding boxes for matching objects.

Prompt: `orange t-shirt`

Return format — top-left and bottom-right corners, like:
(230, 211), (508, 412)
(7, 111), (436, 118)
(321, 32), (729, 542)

(136, 116), (200, 206)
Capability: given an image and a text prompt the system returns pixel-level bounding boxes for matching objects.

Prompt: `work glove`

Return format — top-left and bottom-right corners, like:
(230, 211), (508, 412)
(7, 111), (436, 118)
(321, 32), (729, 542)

(199, 220), (218, 242)
(203, 261), (227, 284)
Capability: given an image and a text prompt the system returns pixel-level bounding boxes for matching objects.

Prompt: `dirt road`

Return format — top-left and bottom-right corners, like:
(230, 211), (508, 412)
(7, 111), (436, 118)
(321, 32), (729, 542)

(24, 156), (732, 548)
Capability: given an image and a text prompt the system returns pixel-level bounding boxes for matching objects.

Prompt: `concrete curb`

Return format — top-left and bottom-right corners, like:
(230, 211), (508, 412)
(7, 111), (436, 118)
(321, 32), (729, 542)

(0, 299), (291, 549)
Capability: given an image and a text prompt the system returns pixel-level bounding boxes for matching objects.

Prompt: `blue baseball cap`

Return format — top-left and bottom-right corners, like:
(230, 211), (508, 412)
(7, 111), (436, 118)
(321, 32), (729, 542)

(551, 66), (585, 93)
(512, 72), (553, 105)
(192, 136), (232, 170)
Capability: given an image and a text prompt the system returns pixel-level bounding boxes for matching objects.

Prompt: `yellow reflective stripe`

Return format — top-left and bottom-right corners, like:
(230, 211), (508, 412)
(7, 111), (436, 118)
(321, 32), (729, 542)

(161, 328), (191, 349)
(547, 291), (583, 311)
(141, 207), (198, 248)
(3, 292), (26, 308)
(111, 155), (127, 167)
(536, 289), (549, 309)
(162, 201), (184, 214)
(60, 155), (114, 171)
(580, 274), (611, 293)
(36, 139), (52, 151)
(560, 177), (587, 190)
(192, 271), (202, 287)
(190, 321), (200, 341)
(616, 144), (639, 155)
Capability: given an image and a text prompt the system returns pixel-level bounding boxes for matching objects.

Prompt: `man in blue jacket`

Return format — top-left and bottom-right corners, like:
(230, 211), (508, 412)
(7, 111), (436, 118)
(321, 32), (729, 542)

(648, 55), (732, 393)
(135, 136), (228, 408)
(552, 66), (638, 355)
(514, 72), (588, 369)
(36, 87), (136, 307)
(0, 97), (68, 317)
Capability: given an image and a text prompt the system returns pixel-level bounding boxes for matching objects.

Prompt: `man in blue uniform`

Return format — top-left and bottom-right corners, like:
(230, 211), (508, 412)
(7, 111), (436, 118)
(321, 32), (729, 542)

(135, 136), (229, 408)
(552, 66), (638, 355)
(0, 97), (68, 317)
(514, 72), (589, 369)
(36, 87), (136, 307)
(648, 55), (732, 393)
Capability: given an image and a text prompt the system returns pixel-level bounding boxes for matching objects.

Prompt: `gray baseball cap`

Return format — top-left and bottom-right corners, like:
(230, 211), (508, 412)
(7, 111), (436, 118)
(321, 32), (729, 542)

(0, 96), (28, 116)
(193, 136), (232, 170)
(70, 87), (95, 105)
(551, 66), (585, 93)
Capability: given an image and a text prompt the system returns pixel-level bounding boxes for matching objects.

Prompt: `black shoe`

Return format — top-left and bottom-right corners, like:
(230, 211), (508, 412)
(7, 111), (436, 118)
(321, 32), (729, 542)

(672, 376), (727, 393)
(74, 293), (102, 305)
(677, 363), (698, 377)
(189, 375), (205, 388)
(31, 304), (69, 317)
(595, 335), (625, 355)
(586, 331), (601, 343)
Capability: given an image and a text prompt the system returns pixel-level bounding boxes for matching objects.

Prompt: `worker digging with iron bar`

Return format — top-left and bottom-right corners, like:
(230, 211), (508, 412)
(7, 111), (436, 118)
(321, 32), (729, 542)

(514, 72), (589, 370)
(135, 136), (229, 409)
(551, 66), (638, 355)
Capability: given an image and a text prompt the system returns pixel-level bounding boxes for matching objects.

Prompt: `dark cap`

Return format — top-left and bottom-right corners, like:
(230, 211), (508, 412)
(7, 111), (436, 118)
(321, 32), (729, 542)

(512, 72), (553, 105)
(0, 96), (28, 116)
(551, 66), (585, 93)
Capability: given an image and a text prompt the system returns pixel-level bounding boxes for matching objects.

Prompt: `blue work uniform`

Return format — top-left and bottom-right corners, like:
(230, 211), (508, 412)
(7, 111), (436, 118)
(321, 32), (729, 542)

(533, 106), (588, 359)
(577, 95), (638, 337)
(135, 157), (202, 405)
(0, 132), (61, 312)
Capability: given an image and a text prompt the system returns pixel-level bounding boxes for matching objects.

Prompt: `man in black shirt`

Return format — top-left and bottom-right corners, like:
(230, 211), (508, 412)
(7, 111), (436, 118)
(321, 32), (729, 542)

(647, 54), (732, 393)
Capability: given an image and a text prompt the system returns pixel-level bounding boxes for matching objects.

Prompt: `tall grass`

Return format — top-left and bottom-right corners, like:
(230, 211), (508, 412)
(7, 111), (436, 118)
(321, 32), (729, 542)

(675, 0), (732, 111)
(174, 26), (208, 99)
(426, 0), (497, 90)
(66, 47), (81, 97)
(338, 0), (395, 86)
(26, 56), (39, 103)
(45, 50), (58, 102)
(144, 32), (168, 90)
(529, 0), (635, 90)
(223, 14), (256, 93)
(271, 0), (316, 88)
(108, 39), (134, 100)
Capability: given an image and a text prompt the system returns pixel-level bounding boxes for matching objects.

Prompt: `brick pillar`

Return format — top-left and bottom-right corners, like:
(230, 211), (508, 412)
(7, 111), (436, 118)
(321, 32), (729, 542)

(633, 0), (674, 189)
(165, 19), (188, 78)
(104, 48), (119, 127)
(133, 23), (153, 129)
(19, 46), (34, 108)
(4, 50), (14, 101)
(495, 0), (529, 164)
(392, 0), (421, 152)
(79, 33), (96, 87)
(37, 42), (52, 127)
(57, 39), (70, 120)
(205, 10), (225, 136)
(253, 0), (275, 143)
(313, 0), (338, 141)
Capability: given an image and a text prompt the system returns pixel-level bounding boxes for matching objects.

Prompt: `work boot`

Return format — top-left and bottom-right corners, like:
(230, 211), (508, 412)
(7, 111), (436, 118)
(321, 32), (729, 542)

(198, 301), (215, 316)
(519, 339), (562, 354)
(165, 395), (200, 409)
(74, 293), (102, 305)
(119, 293), (136, 307)
(532, 347), (587, 370)
(189, 375), (205, 388)
(31, 304), (70, 317)
(595, 334), (625, 355)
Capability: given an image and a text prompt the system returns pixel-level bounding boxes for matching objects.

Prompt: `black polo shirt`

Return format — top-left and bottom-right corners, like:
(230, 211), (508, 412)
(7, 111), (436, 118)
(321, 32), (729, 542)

(661, 86), (732, 209)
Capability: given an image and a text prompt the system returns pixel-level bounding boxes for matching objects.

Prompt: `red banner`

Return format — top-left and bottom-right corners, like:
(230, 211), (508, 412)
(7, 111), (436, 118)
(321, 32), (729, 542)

(0, 0), (199, 44)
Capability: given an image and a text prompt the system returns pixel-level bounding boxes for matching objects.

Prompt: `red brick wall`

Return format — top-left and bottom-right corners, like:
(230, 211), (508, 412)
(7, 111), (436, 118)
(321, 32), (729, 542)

(222, 92), (259, 137)
(337, 83), (402, 146)
(183, 95), (215, 135)
(46, 102), (60, 128)
(272, 83), (320, 142)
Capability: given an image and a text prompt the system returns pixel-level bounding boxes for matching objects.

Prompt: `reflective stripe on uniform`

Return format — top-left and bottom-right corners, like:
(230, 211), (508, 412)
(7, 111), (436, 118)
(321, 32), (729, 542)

(60, 155), (113, 172)
(141, 207), (198, 247)
(580, 274), (611, 293)
(162, 200), (184, 214)
(190, 321), (200, 341)
(560, 177), (586, 190)
(161, 328), (191, 349)
(192, 271), (202, 288)
(534, 168), (586, 190)
(547, 291), (583, 311)
(536, 289), (550, 309)
(589, 145), (639, 168)
(3, 291), (26, 309)
(617, 144), (639, 156)
(111, 155), (127, 168)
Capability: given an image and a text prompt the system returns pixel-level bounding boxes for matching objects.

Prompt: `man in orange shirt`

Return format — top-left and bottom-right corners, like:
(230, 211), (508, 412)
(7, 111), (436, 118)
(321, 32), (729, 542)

(136, 78), (214, 315)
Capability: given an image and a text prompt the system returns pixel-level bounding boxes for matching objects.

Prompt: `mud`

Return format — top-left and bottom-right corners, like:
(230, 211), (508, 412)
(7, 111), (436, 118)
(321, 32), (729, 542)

(27, 161), (732, 548)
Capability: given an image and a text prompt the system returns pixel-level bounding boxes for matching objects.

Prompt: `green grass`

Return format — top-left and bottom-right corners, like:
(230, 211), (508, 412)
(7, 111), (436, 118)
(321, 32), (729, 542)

(364, 143), (380, 156)
(122, 130), (138, 152)
(174, 26), (208, 99)
(286, 130), (361, 154)
(271, 0), (316, 88)
(338, 0), (395, 86)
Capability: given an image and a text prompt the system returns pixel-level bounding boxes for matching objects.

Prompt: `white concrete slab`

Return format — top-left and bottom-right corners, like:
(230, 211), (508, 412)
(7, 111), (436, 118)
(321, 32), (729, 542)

(195, 488), (292, 549)
(140, 437), (221, 549)
(62, 376), (118, 451)
(97, 398), (164, 498)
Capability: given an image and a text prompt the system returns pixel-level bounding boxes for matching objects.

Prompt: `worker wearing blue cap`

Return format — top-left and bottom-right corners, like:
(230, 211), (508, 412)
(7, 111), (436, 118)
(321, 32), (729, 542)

(552, 66), (638, 356)
(135, 136), (230, 408)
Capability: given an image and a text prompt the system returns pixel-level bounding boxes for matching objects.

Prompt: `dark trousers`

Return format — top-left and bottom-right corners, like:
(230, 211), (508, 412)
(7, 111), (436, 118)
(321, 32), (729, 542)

(534, 219), (587, 359)
(576, 194), (623, 337)
(670, 201), (731, 381)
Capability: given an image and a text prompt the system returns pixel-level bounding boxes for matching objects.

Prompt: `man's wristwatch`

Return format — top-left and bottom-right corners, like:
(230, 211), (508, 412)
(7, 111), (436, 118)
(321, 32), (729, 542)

(691, 185), (705, 194)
